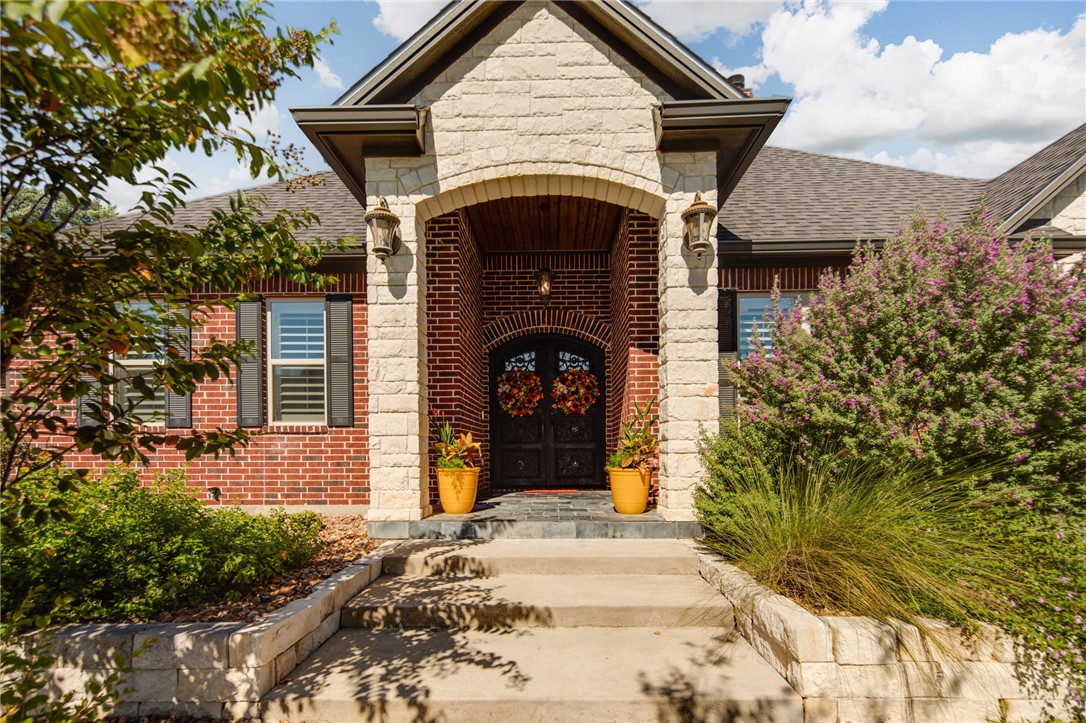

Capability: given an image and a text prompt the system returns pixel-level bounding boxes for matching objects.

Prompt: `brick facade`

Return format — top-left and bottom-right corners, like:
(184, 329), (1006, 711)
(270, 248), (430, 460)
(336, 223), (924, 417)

(425, 212), (488, 508)
(54, 274), (370, 507)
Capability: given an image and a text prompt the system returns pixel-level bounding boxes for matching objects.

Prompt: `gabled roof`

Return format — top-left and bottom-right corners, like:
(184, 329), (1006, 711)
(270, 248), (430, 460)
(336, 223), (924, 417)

(718, 147), (989, 252)
(984, 123), (1086, 233)
(291, 0), (789, 206)
(336, 0), (746, 107)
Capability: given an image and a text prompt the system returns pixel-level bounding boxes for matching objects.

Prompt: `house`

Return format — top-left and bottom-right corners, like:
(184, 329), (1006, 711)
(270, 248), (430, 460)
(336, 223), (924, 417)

(69, 0), (1086, 532)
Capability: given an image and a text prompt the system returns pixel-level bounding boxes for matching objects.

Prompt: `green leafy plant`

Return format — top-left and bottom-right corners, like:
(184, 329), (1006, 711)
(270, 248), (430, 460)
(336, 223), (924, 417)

(1, 467), (323, 624)
(696, 422), (1007, 626)
(433, 422), (481, 471)
(607, 397), (659, 471)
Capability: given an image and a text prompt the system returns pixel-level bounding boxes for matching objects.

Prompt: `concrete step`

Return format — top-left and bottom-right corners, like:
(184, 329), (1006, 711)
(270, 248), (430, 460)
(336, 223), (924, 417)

(381, 538), (701, 577)
(258, 627), (802, 723)
(341, 573), (734, 630)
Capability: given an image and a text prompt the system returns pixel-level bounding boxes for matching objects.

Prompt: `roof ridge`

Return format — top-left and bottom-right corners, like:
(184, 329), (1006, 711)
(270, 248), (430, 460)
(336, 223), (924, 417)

(761, 145), (986, 183)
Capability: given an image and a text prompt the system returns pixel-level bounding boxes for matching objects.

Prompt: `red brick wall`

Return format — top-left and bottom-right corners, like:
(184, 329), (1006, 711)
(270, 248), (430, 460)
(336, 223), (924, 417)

(482, 253), (610, 326)
(52, 273), (370, 507)
(425, 212), (488, 508)
(608, 211), (660, 493)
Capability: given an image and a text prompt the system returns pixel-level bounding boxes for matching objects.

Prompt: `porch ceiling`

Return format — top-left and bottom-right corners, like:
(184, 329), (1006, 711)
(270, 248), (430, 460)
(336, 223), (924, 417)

(463, 195), (625, 253)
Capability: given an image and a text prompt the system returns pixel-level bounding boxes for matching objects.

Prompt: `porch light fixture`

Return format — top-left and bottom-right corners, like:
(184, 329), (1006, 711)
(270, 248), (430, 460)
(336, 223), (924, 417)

(681, 192), (716, 259)
(534, 268), (555, 307)
(364, 197), (402, 261)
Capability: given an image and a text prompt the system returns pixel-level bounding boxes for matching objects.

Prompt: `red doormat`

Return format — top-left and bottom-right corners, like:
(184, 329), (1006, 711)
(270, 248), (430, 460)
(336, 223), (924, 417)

(523, 489), (579, 494)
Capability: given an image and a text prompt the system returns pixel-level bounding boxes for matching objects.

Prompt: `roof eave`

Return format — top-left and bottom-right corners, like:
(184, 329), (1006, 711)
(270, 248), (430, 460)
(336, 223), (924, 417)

(291, 106), (427, 206)
(999, 152), (1086, 233)
(656, 98), (791, 202)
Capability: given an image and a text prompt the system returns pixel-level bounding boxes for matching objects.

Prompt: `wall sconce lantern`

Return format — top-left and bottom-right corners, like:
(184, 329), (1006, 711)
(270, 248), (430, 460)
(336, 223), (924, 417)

(364, 197), (402, 261)
(681, 192), (716, 259)
(534, 267), (555, 307)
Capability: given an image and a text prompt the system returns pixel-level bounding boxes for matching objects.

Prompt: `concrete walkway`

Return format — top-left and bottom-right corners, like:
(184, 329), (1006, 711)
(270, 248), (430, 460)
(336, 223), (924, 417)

(258, 539), (801, 722)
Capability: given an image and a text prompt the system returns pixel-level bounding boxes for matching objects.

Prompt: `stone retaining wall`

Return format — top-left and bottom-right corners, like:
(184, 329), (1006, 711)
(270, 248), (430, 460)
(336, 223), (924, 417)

(696, 549), (1072, 722)
(39, 541), (400, 719)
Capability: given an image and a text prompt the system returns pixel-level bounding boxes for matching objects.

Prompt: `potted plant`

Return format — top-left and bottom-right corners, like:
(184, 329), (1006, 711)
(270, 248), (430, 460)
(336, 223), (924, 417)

(433, 421), (482, 514)
(606, 397), (659, 514)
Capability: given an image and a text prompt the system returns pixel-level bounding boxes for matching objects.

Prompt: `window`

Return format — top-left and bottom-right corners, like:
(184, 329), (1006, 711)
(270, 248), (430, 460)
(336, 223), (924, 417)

(737, 293), (806, 358)
(114, 302), (167, 423)
(268, 300), (326, 423)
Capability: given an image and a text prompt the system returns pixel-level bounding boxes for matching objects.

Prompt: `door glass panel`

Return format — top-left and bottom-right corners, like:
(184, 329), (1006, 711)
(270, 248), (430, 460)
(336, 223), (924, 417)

(503, 351), (536, 372)
(557, 350), (590, 371)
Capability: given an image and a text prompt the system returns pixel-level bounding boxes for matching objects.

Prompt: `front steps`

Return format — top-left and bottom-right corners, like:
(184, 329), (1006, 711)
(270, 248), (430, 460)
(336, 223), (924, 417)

(258, 539), (802, 722)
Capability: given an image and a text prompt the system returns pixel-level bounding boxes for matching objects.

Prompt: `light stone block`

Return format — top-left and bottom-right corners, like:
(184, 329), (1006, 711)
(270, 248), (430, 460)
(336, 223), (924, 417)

(785, 660), (838, 697)
(121, 669), (178, 702)
(824, 616), (898, 665)
(177, 664), (273, 703)
(229, 596), (323, 669)
(804, 697), (838, 723)
(48, 624), (136, 668)
(752, 596), (834, 663)
(836, 664), (907, 699)
(837, 697), (910, 722)
(939, 661), (1021, 700)
(909, 697), (1000, 723)
(132, 623), (237, 670)
(1001, 698), (1078, 723)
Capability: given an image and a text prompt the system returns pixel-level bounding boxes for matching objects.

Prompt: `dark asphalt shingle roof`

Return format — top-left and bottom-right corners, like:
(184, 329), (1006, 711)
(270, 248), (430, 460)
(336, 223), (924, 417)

(983, 123), (1086, 224)
(99, 171), (365, 244)
(718, 146), (988, 243)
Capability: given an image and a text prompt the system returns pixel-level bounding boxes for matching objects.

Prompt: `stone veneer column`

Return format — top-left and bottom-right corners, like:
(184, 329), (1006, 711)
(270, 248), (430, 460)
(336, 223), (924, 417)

(656, 190), (720, 521)
(365, 200), (431, 523)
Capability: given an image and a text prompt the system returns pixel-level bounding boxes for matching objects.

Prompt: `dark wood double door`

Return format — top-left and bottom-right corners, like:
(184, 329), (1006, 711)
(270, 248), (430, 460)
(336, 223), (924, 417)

(489, 335), (605, 489)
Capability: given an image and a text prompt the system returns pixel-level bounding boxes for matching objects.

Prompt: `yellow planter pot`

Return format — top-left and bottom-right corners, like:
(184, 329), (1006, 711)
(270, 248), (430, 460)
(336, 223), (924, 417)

(437, 468), (479, 514)
(608, 467), (650, 515)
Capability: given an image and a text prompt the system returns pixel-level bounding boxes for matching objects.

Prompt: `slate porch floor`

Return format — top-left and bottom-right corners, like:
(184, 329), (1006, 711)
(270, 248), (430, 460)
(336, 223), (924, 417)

(368, 490), (702, 540)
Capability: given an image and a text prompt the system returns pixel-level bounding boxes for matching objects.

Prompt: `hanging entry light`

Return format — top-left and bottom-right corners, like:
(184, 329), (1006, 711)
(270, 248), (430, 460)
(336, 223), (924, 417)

(681, 192), (716, 259)
(534, 267), (555, 307)
(364, 197), (402, 261)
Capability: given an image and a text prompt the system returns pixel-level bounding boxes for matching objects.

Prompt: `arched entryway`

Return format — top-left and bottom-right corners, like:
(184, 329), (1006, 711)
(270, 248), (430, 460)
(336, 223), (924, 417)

(489, 334), (606, 489)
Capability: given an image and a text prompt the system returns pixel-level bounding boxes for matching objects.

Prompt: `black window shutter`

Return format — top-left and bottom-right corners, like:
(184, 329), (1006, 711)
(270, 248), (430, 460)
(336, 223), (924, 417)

(718, 289), (738, 353)
(165, 302), (192, 428)
(76, 374), (101, 428)
(236, 299), (264, 427)
(719, 352), (739, 417)
(325, 294), (353, 428)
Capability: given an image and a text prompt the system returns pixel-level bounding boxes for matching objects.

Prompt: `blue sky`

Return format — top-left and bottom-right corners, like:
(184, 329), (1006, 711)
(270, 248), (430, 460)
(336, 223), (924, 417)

(103, 0), (1086, 211)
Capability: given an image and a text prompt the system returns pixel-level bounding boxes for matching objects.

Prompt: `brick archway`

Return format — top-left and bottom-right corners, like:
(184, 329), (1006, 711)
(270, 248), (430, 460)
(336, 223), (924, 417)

(483, 309), (610, 352)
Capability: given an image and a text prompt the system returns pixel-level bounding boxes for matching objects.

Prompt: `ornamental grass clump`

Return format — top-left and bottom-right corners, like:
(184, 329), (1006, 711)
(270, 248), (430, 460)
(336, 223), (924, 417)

(697, 423), (1005, 626)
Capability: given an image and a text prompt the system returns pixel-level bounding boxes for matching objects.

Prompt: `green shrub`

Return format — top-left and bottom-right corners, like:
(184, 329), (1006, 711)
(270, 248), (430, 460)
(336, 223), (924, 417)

(696, 422), (1004, 625)
(732, 213), (1086, 513)
(1, 467), (323, 623)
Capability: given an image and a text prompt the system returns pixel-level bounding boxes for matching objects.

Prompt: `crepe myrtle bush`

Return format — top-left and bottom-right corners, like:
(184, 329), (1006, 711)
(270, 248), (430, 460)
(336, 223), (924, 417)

(732, 211), (1086, 512)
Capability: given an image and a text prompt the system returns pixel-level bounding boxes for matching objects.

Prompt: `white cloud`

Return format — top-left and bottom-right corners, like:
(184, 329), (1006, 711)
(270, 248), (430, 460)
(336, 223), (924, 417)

(228, 103), (281, 142)
(101, 156), (184, 213)
(205, 162), (262, 198)
(372, 0), (447, 41)
(725, 2), (1086, 177)
(313, 57), (344, 91)
(635, 1), (781, 44)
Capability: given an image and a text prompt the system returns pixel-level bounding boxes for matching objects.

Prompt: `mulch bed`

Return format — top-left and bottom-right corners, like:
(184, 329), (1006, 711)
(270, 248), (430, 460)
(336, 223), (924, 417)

(149, 514), (381, 625)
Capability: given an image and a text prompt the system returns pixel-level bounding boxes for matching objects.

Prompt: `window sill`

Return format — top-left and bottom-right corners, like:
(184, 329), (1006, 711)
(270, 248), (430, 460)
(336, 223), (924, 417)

(263, 424), (329, 435)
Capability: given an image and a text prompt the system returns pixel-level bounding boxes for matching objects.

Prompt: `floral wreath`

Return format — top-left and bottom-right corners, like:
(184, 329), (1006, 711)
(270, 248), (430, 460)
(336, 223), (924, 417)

(497, 370), (543, 417)
(551, 368), (600, 415)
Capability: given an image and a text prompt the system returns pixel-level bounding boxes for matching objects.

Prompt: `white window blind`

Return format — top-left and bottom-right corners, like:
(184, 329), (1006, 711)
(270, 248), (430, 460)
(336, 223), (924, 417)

(738, 294), (802, 358)
(269, 301), (325, 422)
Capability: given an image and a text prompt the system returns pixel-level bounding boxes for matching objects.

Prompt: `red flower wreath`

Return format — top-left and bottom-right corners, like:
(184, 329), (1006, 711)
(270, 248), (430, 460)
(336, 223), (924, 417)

(497, 370), (543, 417)
(551, 369), (600, 415)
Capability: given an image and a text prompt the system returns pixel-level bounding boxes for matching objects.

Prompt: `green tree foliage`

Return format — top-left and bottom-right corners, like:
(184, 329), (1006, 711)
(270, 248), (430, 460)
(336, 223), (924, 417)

(0, 1), (340, 515)
(4, 187), (117, 231)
